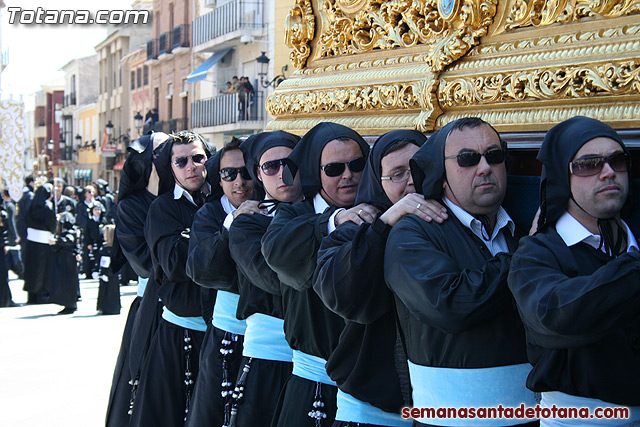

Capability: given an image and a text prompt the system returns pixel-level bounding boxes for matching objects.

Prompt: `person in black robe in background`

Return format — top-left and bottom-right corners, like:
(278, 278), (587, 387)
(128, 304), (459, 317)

(105, 131), (169, 427)
(508, 116), (640, 425)
(23, 183), (57, 304)
(85, 202), (106, 279)
(384, 118), (537, 427)
(97, 224), (121, 315)
(315, 130), (450, 427)
(48, 211), (79, 314)
(3, 190), (24, 280)
(226, 131), (302, 426)
(77, 185), (96, 278)
(185, 138), (255, 427)
(262, 122), (370, 427)
(0, 208), (13, 307)
(16, 176), (34, 270)
(130, 131), (216, 427)
(52, 178), (77, 216)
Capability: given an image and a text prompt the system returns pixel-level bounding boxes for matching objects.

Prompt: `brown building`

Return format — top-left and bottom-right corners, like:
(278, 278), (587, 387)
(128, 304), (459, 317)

(145, 0), (192, 134)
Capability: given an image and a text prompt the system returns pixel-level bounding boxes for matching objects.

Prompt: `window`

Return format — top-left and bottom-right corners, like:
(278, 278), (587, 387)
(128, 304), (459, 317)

(137, 68), (142, 88)
(144, 66), (149, 86)
(131, 71), (135, 90)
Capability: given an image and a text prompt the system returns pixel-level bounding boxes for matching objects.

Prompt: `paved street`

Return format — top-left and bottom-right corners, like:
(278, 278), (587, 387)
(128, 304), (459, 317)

(0, 274), (137, 427)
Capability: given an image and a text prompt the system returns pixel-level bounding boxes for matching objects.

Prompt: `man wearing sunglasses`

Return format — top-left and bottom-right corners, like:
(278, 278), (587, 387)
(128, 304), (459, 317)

(185, 137), (256, 427)
(133, 131), (216, 427)
(385, 117), (537, 426)
(262, 122), (370, 427)
(509, 116), (640, 425)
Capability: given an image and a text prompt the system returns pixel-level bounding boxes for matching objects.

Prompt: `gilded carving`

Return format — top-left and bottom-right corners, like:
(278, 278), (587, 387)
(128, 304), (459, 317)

(265, 83), (421, 117)
(505, 0), (640, 31)
(285, 0), (315, 69)
(438, 60), (640, 107)
(415, 74), (444, 132)
(316, 0), (497, 72)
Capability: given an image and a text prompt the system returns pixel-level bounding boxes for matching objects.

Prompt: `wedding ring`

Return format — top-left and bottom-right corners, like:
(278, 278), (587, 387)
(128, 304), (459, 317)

(358, 209), (363, 216)
(416, 203), (421, 210)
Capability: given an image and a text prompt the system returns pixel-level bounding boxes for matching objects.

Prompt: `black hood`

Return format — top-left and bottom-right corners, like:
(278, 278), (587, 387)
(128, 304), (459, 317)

(33, 183), (53, 206)
(409, 121), (458, 200)
(282, 122), (369, 197)
(242, 131), (300, 186)
(537, 116), (629, 229)
(153, 133), (217, 196)
(355, 129), (426, 211)
(118, 133), (154, 201)
(205, 149), (224, 200)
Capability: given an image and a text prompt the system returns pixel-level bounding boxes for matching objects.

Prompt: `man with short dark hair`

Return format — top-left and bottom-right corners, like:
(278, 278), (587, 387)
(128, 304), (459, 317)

(130, 131), (215, 427)
(52, 178), (76, 215)
(509, 116), (640, 425)
(385, 117), (537, 426)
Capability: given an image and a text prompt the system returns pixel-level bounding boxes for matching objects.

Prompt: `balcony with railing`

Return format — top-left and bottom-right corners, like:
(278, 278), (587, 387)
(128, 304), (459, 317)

(143, 118), (189, 134)
(158, 32), (173, 59)
(172, 24), (190, 54)
(146, 39), (158, 64)
(193, 1), (264, 51)
(63, 93), (77, 108)
(192, 91), (264, 129)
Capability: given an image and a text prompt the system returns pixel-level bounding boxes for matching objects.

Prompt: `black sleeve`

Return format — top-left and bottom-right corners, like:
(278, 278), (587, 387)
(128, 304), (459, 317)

(262, 201), (336, 291)
(116, 197), (152, 278)
(229, 213), (281, 296)
(186, 201), (238, 291)
(314, 216), (392, 324)
(145, 200), (191, 284)
(508, 234), (640, 348)
(384, 215), (513, 335)
(0, 211), (9, 247)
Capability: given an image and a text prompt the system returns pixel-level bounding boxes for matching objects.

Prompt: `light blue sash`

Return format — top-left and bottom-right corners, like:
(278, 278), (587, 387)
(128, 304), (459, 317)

(407, 360), (536, 426)
(336, 389), (411, 427)
(137, 276), (148, 297)
(211, 291), (246, 335)
(540, 392), (640, 427)
(242, 313), (293, 362)
(162, 307), (207, 332)
(291, 350), (335, 386)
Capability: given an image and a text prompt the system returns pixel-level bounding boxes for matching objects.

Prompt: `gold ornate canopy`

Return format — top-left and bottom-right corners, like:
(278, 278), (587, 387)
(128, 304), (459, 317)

(267, 0), (640, 135)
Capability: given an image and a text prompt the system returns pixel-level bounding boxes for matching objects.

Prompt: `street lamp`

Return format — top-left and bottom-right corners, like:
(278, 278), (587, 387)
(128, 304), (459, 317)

(256, 52), (287, 88)
(59, 135), (66, 149)
(47, 139), (54, 150)
(134, 112), (143, 134)
(105, 121), (114, 141)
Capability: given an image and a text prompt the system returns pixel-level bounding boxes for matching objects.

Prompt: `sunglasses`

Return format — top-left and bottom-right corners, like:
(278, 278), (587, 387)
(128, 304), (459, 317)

(444, 149), (505, 167)
(173, 153), (206, 169)
(569, 152), (630, 177)
(260, 158), (286, 176)
(381, 169), (411, 183)
(320, 157), (366, 177)
(220, 166), (251, 182)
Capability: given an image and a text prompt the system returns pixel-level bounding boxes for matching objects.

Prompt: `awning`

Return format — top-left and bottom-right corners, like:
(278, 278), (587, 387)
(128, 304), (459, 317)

(74, 169), (93, 180)
(113, 162), (125, 171)
(187, 48), (233, 84)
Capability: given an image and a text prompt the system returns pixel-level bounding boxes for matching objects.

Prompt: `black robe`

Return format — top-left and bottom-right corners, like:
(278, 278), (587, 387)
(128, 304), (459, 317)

(49, 222), (79, 309)
(262, 199), (345, 360)
(0, 211), (12, 307)
(384, 212), (528, 368)
(314, 218), (406, 414)
(184, 198), (245, 427)
(23, 196), (56, 297)
(508, 227), (640, 406)
(54, 195), (76, 216)
(96, 245), (121, 315)
(131, 191), (205, 427)
(230, 213), (285, 320)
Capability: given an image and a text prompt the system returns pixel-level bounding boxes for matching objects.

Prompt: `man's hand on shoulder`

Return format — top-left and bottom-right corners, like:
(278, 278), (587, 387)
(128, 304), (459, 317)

(379, 194), (448, 227)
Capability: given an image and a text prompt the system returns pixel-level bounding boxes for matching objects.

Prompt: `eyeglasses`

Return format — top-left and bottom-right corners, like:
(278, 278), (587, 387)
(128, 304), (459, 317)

(569, 152), (630, 177)
(173, 153), (206, 169)
(381, 169), (411, 183)
(260, 158), (286, 176)
(320, 157), (366, 177)
(220, 166), (251, 182)
(444, 149), (505, 167)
